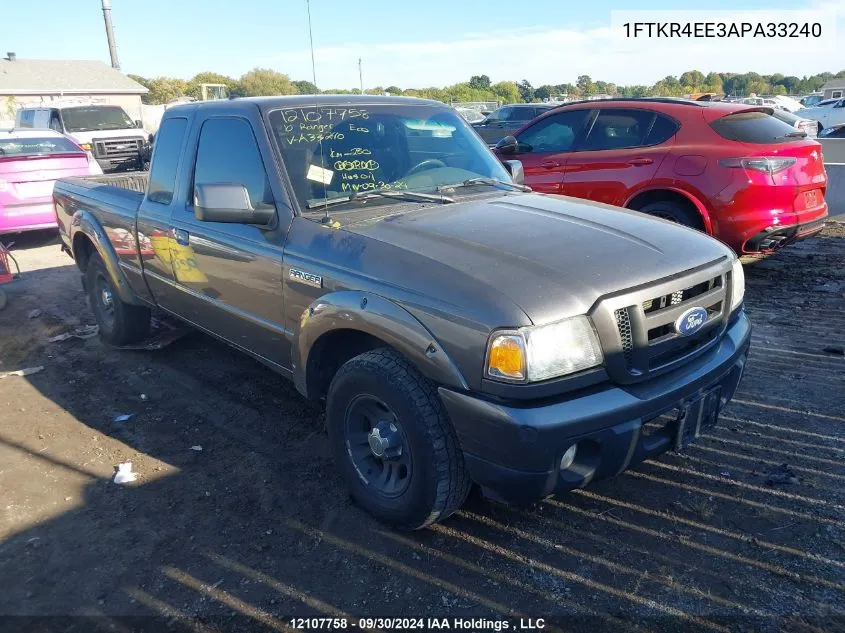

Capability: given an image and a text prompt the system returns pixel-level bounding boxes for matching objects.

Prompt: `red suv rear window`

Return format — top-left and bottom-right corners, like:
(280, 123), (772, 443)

(709, 111), (805, 144)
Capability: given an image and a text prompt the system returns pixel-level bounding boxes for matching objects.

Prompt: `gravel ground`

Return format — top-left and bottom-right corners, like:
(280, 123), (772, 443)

(0, 225), (843, 633)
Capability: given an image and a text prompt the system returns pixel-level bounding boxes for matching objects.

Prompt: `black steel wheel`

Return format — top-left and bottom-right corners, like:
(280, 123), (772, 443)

(344, 395), (412, 497)
(326, 348), (471, 529)
(85, 252), (151, 346)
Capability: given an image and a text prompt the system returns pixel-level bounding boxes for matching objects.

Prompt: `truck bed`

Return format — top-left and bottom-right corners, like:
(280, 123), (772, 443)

(53, 173), (148, 273)
(84, 172), (150, 194)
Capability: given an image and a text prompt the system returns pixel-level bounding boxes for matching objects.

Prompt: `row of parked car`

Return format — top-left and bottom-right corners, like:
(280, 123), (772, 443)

(1, 102), (152, 236)
(462, 96), (829, 255)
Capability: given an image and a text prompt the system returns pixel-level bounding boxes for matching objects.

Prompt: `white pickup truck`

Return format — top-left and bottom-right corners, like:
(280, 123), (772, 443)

(15, 103), (149, 172)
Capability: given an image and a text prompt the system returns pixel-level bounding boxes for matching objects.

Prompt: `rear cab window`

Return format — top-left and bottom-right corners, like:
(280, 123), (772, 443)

(709, 111), (806, 144)
(147, 117), (188, 205)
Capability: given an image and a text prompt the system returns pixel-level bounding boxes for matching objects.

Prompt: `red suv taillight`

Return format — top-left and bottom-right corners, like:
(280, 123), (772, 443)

(718, 157), (797, 175)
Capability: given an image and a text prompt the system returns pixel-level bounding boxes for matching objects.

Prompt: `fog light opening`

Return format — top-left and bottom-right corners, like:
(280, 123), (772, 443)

(560, 444), (578, 470)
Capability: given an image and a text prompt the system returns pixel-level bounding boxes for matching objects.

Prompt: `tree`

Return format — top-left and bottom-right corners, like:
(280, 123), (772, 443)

(779, 76), (800, 94)
(469, 75), (491, 90)
(771, 85), (788, 96)
(292, 80), (319, 95)
(534, 85), (554, 101)
(679, 70), (705, 89)
(385, 85), (402, 95)
(490, 81), (520, 104)
(186, 72), (236, 100)
(517, 80), (534, 103)
(127, 74), (150, 90)
(576, 75), (594, 97)
(236, 68), (297, 97)
(144, 77), (188, 104)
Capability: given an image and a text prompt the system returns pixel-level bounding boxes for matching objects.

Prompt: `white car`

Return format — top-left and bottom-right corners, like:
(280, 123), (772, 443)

(770, 108), (818, 138)
(797, 98), (845, 133)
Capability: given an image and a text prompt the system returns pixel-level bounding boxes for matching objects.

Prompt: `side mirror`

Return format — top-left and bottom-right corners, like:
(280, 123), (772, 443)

(135, 120), (143, 128)
(495, 135), (521, 155)
(502, 160), (525, 185)
(194, 183), (275, 225)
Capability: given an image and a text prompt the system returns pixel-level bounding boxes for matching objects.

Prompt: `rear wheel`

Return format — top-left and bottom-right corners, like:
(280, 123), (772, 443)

(326, 348), (471, 529)
(86, 252), (150, 345)
(638, 200), (703, 230)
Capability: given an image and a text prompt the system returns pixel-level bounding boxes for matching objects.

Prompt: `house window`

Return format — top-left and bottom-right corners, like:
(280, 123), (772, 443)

(832, 90), (844, 99)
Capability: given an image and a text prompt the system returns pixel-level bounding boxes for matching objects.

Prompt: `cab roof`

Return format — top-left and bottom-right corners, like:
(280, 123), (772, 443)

(165, 94), (449, 115)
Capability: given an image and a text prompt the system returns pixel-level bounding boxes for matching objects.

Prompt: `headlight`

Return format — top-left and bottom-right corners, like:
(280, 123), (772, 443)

(486, 315), (604, 383)
(730, 258), (745, 312)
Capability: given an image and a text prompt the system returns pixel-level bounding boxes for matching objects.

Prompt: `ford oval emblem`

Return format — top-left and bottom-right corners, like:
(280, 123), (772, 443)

(675, 307), (708, 336)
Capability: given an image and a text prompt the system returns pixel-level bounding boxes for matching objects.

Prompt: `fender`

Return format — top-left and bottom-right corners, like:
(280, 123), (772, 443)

(625, 185), (714, 235)
(70, 209), (145, 306)
(293, 290), (469, 398)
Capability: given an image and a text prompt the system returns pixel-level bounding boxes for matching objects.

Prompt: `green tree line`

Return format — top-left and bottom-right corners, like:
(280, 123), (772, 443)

(129, 68), (845, 106)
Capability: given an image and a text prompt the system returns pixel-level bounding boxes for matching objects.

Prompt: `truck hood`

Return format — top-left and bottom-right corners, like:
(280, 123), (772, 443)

(344, 193), (734, 325)
(66, 129), (149, 143)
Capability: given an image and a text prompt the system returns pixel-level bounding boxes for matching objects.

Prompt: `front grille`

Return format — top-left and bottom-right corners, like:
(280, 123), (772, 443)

(590, 259), (731, 384)
(615, 307), (634, 368)
(93, 137), (142, 158)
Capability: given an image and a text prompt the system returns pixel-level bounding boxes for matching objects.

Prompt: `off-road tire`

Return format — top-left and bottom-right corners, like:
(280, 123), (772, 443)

(86, 252), (150, 346)
(326, 348), (471, 529)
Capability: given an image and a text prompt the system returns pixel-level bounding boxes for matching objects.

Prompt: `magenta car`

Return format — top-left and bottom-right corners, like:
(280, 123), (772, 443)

(1, 130), (102, 235)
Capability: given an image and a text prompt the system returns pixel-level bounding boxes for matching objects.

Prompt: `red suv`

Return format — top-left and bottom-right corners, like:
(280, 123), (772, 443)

(494, 98), (828, 255)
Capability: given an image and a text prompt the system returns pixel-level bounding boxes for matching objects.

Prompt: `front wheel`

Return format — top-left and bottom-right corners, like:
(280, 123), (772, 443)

(86, 252), (151, 345)
(326, 348), (471, 529)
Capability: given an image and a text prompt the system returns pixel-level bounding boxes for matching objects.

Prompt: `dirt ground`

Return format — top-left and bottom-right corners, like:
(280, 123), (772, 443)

(0, 225), (844, 633)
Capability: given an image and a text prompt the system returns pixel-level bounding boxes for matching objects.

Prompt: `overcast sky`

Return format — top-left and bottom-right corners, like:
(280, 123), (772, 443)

(5, 0), (843, 88)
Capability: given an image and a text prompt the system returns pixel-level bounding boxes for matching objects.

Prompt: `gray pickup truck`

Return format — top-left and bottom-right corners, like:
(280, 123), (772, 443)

(54, 96), (750, 529)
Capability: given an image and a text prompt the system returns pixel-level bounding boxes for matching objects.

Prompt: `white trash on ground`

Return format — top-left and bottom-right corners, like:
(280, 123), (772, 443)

(47, 325), (99, 343)
(114, 414), (134, 423)
(113, 462), (138, 484)
(190, 445), (203, 452)
(0, 366), (44, 379)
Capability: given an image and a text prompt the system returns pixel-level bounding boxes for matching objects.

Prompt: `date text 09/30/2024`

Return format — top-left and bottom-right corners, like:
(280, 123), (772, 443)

(290, 618), (546, 630)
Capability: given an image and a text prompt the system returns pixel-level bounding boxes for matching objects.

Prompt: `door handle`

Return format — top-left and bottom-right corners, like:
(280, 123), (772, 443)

(541, 160), (561, 169)
(628, 157), (654, 166)
(174, 228), (190, 246)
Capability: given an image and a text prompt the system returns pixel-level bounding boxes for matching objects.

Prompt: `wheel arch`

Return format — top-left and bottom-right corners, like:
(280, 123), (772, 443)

(70, 210), (143, 306)
(294, 291), (469, 401)
(625, 187), (713, 233)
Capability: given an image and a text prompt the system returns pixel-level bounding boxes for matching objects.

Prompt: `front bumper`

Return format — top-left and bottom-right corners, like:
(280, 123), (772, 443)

(439, 311), (751, 504)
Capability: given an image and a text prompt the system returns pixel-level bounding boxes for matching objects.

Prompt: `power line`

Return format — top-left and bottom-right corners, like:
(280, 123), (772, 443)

(306, 0), (317, 87)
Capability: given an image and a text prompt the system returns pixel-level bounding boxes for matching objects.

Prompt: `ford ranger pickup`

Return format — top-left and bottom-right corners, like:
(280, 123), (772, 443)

(53, 96), (751, 529)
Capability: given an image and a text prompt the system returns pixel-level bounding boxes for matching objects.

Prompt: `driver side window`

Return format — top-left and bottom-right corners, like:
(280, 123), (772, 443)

(516, 110), (590, 154)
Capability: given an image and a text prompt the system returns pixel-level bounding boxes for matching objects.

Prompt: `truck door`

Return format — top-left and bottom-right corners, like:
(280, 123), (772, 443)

(135, 115), (191, 307)
(166, 108), (293, 370)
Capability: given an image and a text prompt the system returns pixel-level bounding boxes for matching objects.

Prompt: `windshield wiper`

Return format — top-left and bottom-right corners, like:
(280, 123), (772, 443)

(437, 177), (532, 193)
(306, 189), (454, 210)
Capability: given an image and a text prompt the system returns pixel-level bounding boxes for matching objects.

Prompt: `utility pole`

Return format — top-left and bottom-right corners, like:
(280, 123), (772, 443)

(306, 0), (317, 88)
(358, 57), (363, 94)
(101, 0), (120, 70)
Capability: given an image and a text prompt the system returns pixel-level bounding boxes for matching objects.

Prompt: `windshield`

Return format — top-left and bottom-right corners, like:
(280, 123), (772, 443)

(267, 104), (512, 212)
(61, 106), (135, 132)
(0, 136), (84, 158)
